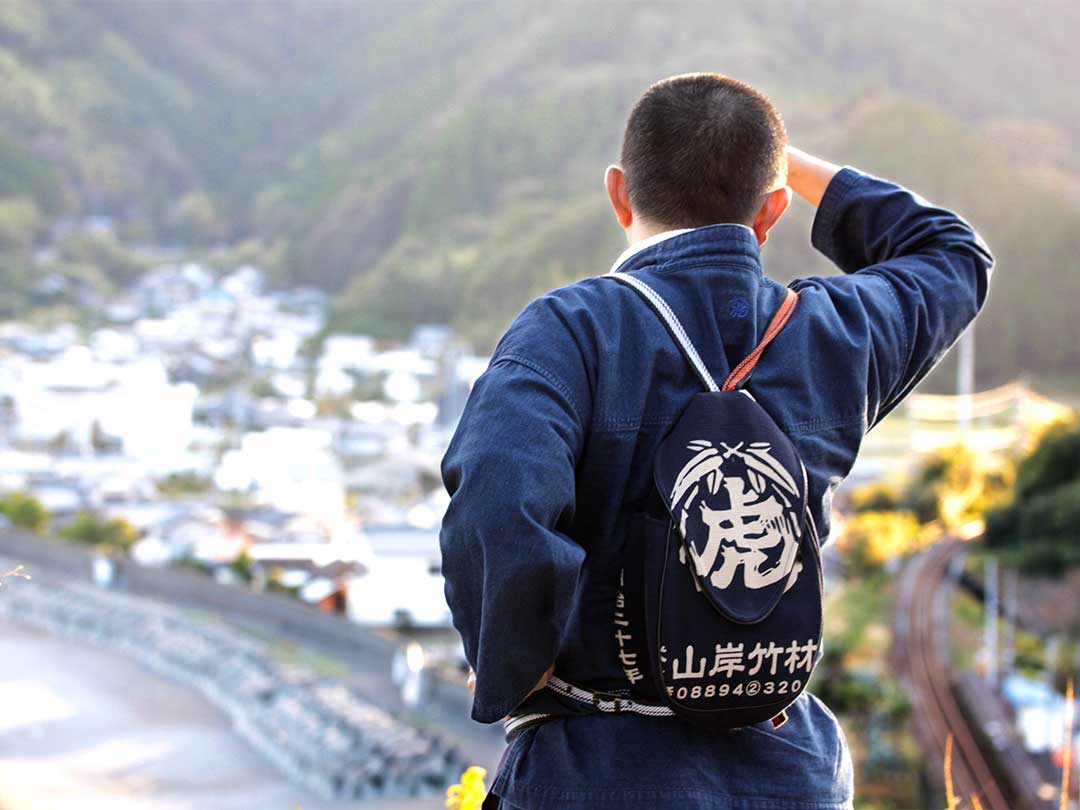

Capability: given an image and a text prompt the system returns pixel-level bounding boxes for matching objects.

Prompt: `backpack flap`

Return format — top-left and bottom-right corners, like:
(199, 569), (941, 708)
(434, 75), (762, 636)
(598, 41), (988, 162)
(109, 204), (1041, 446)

(640, 495), (823, 726)
(653, 390), (808, 625)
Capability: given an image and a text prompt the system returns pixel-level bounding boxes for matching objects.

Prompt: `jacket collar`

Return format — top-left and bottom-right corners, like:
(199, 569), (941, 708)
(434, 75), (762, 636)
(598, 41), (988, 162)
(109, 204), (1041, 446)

(606, 223), (762, 277)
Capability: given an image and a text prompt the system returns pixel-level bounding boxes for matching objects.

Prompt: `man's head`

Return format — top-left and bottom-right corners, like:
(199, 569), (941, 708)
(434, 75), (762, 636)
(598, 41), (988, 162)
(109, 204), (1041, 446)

(606, 73), (790, 246)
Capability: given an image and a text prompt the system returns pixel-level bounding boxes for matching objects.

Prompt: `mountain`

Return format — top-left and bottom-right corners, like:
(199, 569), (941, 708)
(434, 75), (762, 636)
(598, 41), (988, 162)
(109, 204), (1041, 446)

(1, 0), (1078, 386)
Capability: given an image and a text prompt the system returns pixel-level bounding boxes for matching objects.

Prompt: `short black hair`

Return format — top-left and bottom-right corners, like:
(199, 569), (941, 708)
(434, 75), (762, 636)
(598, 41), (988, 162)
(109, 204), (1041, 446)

(620, 73), (787, 228)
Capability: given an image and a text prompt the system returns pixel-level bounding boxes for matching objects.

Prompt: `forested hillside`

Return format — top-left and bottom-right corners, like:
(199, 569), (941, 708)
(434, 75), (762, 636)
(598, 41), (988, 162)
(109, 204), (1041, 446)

(1, 0), (1078, 385)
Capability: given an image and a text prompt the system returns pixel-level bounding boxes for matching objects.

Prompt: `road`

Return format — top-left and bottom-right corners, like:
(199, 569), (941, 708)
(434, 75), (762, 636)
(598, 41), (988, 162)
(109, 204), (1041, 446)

(0, 529), (507, 807)
(0, 528), (506, 772)
(0, 621), (439, 810)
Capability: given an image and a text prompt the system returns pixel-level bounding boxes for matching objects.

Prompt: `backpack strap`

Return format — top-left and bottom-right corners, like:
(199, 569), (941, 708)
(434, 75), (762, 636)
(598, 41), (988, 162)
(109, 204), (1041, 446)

(607, 272), (798, 393)
(721, 287), (798, 391)
(606, 272), (720, 392)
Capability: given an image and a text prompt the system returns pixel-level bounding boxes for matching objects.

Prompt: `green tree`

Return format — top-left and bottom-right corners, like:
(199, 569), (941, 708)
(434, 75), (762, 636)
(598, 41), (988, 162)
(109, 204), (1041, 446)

(1014, 420), (1080, 500)
(0, 491), (48, 532)
(156, 472), (212, 497)
(985, 417), (1080, 572)
(0, 196), (41, 249)
(166, 191), (224, 244)
(60, 510), (139, 552)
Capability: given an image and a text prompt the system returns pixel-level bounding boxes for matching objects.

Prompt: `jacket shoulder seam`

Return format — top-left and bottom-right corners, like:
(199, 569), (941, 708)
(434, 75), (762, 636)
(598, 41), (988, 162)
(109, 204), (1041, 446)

(493, 352), (585, 425)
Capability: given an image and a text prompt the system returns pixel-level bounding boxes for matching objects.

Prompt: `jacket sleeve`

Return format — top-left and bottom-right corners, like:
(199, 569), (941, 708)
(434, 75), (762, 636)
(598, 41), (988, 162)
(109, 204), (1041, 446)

(439, 354), (587, 723)
(804, 167), (995, 428)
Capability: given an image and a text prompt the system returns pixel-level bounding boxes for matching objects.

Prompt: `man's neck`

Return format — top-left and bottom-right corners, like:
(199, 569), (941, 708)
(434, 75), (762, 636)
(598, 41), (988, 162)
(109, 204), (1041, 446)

(608, 227), (697, 275)
(627, 219), (682, 246)
(609, 221), (757, 275)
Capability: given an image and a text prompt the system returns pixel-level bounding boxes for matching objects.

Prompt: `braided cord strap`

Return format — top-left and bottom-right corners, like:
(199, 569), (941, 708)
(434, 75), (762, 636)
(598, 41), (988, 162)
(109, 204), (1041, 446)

(607, 272), (799, 394)
(504, 676), (676, 737)
(606, 272), (720, 392)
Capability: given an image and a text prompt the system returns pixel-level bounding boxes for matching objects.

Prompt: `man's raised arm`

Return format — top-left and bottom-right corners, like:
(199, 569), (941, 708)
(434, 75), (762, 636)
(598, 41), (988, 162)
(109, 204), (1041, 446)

(785, 145), (995, 427)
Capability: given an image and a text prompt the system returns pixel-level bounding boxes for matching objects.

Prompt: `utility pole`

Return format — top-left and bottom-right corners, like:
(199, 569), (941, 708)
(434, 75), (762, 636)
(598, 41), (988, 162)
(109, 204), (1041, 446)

(984, 555), (999, 688)
(1002, 569), (1017, 678)
(957, 327), (975, 433)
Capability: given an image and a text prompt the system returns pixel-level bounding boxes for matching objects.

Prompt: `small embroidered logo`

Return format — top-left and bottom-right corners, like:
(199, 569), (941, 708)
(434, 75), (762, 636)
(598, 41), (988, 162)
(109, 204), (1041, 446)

(728, 297), (749, 319)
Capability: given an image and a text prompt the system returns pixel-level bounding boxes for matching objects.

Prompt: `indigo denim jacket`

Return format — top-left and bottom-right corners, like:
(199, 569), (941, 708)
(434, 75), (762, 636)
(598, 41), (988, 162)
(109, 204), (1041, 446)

(439, 167), (993, 809)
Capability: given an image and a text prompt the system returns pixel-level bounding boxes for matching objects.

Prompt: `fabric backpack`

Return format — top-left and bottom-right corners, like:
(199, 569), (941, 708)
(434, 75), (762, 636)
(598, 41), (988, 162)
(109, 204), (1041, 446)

(505, 273), (823, 738)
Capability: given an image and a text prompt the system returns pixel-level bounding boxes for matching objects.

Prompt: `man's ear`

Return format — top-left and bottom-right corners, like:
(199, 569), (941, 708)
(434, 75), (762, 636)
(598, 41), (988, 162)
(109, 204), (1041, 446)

(751, 186), (792, 246)
(605, 165), (633, 230)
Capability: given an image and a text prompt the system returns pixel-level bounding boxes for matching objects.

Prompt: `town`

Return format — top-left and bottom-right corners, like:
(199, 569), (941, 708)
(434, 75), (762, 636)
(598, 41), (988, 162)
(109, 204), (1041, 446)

(0, 235), (488, 632)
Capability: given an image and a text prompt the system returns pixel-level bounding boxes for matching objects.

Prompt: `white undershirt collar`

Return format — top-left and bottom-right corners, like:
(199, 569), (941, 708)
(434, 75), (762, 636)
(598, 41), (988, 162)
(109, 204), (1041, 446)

(606, 224), (756, 275)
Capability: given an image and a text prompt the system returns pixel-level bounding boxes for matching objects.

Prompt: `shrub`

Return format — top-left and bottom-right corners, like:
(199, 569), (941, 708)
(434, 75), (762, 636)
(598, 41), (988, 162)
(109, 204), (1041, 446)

(156, 472), (212, 496)
(1014, 544), (1068, 578)
(900, 444), (1014, 529)
(229, 549), (254, 583)
(839, 510), (922, 569)
(1015, 421), (1080, 500)
(983, 503), (1020, 547)
(60, 510), (139, 552)
(0, 491), (48, 532)
(1015, 478), (1080, 546)
(848, 482), (900, 513)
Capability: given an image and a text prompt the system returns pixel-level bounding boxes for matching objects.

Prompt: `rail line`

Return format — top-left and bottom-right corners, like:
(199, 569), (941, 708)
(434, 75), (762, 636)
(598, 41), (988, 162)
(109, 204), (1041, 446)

(893, 539), (1012, 809)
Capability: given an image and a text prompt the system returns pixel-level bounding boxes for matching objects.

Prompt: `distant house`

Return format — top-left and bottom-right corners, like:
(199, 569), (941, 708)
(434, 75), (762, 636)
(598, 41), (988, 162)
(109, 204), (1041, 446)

(315, 335), (376, 397)
(322, 335), (376, 371)
(105, 500), (191, 535)
(330, 419), (402, 461)
(247, 542), (365, 610)
(408, 324), (453, 360)
(273, 286), (328, 326)
(131, 262), (213, 314)
(434, 352), (487, 428)
(130, 506), (229, 565)
(186, 516), (245, 565)
(344, 454), (426, 500)
(24, 479), (85, 517)
(251, 332), (303, 371)
(215, 427), (346, 523)
(223, 506), (330, 545)
(88, 468), (156, 505)
(269, 371), (307, 399)
(346, 523), (451, 628)
(9, 347), (197, 467)
(220, 265), (264, 299)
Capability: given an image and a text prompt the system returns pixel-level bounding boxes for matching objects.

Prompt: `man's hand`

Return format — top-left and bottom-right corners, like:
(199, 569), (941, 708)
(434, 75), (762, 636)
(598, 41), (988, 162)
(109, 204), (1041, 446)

(784, 146), (842, 208)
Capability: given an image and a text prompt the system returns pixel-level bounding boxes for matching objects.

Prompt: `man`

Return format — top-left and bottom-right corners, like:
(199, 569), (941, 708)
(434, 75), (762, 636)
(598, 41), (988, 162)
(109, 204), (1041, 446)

(439, 73), (992, 809)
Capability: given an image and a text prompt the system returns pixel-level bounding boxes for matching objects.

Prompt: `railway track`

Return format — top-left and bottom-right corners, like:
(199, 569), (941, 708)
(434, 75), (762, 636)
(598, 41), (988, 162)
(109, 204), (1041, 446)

(892, 539), (1012, 809)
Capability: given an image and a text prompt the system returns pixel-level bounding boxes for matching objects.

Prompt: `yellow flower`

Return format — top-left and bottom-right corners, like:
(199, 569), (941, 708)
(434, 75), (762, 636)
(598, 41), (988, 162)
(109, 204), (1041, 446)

(445, 766), (488, 809)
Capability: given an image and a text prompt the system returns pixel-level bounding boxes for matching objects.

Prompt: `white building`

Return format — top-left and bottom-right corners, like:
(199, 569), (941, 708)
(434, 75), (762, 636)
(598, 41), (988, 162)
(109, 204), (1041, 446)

(314, 335), (377, 397)
(252, 332), (303, 370)
(215, 427), (346, 524)
(322, 335), (376, 371)
(346, 524), (452, 628)
(9, 348), (197, 470)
